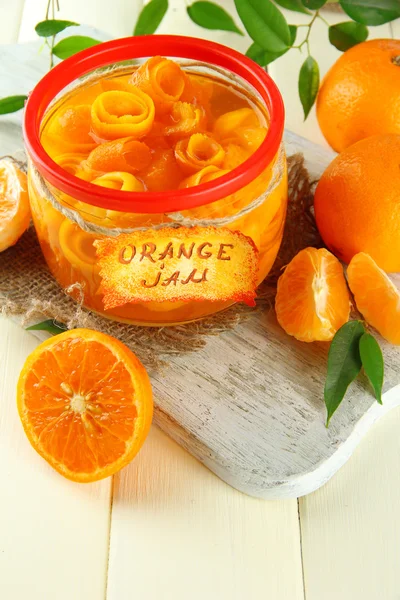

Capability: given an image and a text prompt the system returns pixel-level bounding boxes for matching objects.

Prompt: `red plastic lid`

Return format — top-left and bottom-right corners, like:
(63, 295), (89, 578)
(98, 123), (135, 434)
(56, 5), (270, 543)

(24, 35), (284, 214)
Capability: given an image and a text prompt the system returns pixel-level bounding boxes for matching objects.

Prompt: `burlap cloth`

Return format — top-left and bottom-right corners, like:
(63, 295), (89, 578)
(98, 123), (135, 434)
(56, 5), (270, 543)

(0, 154), (322, 370)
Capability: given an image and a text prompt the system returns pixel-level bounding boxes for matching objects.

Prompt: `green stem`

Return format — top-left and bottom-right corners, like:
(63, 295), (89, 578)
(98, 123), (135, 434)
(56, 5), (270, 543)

(317, 13), (330, 27)
(292, 10), (320, 54)
(45, 0), (51, 20)
(47, 0), (59, 69)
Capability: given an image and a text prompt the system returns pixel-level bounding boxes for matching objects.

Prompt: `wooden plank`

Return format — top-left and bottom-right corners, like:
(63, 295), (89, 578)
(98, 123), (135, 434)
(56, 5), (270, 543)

(0, 0), (25, 44)
(106, 426), (305, 600)
(18, 0), (143, 42)
(299, 403), (400, 600)
(0, 318), (112, 600)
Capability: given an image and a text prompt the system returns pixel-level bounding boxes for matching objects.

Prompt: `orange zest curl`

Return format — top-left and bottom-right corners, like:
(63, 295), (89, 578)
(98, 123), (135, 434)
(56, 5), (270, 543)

(91, 89), (155, 140)
(162, 101), (206, 138)
(174, 133), (225, 174)
(92, 172), (145, 192)
(130, 56), (186, 113)
(82, 138), (151, 177)
(53, 152), (87, 175)
(179, 165), (230, 188)
(46, 105), (97, 153)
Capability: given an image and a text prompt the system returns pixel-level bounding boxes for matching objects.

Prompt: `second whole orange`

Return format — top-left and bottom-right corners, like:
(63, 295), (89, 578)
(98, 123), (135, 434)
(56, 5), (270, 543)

(314, 134), (400, 273)
(316, 39), (400, 152)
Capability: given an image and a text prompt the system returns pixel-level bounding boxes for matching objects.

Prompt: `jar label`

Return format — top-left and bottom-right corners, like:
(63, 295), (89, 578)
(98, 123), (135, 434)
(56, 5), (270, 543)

(94, 226), (259, 310)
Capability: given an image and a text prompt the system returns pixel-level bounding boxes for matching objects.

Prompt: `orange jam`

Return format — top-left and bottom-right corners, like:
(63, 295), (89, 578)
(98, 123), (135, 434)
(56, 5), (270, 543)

(25, 38), (287, 325)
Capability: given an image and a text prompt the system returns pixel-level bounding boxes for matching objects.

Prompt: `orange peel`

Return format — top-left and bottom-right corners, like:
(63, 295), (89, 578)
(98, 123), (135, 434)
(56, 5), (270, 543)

(130, 56), (186, 113)
(91, 89), (155, 140)
(46, 105), (97, 153)
(175, 133), (225, 174)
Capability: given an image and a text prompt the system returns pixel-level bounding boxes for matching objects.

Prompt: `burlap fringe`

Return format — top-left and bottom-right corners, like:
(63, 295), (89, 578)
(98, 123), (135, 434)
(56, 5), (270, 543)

(0, 153), (322, 371)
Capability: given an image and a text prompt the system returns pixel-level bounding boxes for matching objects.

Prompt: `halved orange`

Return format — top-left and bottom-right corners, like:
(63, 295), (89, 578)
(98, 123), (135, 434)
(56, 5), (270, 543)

(275, 247), (351, 342)
(347, 252), (400, 344)
(17, 329), (153, 482)
(0, 159), (31, 252)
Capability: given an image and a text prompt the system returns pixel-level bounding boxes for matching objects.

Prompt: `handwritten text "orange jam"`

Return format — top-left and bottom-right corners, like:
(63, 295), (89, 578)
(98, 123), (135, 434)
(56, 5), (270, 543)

(94, 226), (259, 310)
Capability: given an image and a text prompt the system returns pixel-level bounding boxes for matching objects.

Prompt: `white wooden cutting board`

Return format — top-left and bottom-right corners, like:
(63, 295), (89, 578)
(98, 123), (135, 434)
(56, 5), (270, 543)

(1, 32), (399, 499)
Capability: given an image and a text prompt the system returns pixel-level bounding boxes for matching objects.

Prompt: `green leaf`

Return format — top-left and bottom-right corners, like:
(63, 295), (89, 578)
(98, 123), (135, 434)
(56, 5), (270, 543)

(288, 24), (298, 44)
(245, 25), (296, 66)
(187, 2), (243, 34)
(26, 319), (67, 336)
(133, 0), (168, 35)
(0, 95), (27, 115)
(246, 43), (281, 65)
(325, 321), (365, 426)
(52, 36), (102, 59)
(301, 0), (327, 8)
(340, 0), (400, 25)
(35, 19), (78, 37)
(274, 0), (310, 13)
(329, 21), (369, 51)
(359, 333), (384, 404)
(298, 55), (320, 119)
(234, 0), (291, 52)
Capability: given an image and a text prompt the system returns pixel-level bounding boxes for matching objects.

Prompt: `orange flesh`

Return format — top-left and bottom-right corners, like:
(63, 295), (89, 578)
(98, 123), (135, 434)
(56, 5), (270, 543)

(347, 252), (400, 345)
(30, 57), (288, 325)
(17, 329), (153, 482)
(0, 159), (31, 252)
(275, 247), (351, 342)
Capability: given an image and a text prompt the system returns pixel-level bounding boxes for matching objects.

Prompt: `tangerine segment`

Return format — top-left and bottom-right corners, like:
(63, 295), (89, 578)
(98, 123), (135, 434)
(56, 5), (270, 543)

(275, 247), (350, 342)
(347, 252), (400, 345)
(0, 159), (31, 252)
(17, 329), (153, 482)
(91, 89), (155, 140)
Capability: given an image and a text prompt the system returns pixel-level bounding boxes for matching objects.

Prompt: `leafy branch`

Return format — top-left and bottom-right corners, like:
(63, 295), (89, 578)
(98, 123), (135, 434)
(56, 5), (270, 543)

(132, 0), (399, 119)
(0, 0), (398, 118)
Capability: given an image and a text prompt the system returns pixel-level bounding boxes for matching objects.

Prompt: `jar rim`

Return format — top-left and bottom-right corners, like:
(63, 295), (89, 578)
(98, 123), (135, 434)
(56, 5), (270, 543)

(23, 35), (284, 214)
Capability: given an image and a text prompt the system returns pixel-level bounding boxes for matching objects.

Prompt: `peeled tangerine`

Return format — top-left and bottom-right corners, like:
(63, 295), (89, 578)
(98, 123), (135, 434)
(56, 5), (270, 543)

(275, 247), (350, 342)
(0, 159), (31, 252)
(348, 252), (400, 345)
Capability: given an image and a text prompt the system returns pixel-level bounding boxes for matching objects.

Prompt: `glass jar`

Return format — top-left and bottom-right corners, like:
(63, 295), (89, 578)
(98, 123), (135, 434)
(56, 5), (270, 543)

(24, 35), (287, 326)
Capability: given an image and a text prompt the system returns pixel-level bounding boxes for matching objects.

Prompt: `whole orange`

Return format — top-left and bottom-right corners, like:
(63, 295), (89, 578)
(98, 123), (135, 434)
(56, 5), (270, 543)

(316, 39), (400, 152)
(314, 134), (400, 273)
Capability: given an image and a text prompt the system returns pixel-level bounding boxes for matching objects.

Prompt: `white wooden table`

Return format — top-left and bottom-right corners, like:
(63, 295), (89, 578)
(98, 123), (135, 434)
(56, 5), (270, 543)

(0, 2), (399, 598)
